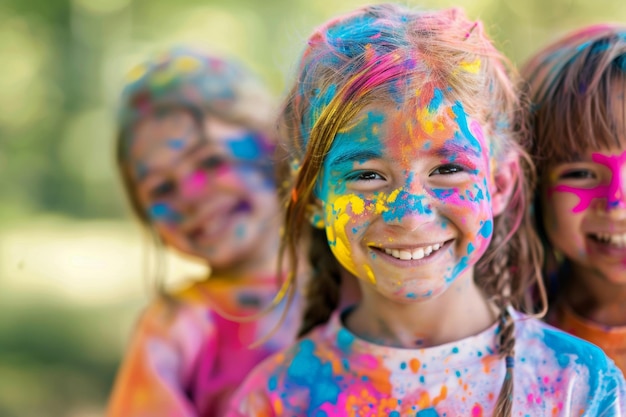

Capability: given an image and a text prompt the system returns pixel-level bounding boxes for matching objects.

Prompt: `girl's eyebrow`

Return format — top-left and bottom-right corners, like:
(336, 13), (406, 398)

(435, 142), (482, 159)
(329, 149), (382, 166)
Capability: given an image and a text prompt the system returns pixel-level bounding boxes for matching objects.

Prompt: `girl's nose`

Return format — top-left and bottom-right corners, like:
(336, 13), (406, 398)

(181, 170), (209, 200)
(382, 189), (435, 231)
(604, 166), (626, 214)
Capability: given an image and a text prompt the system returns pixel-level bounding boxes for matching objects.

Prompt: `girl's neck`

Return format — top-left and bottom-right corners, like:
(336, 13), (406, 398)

(345, 274), (498, 348)
(562, 266), (626, 327)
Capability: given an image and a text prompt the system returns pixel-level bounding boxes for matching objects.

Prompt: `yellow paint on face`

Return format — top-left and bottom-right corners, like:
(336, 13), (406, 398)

(324, 190), (403, 280)
(364, 264), (376, 284)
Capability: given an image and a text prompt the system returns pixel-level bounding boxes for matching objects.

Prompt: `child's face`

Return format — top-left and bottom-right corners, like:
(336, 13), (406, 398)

(542, 79), (626, 285)
(128, 109), (279, 269)
(316, 96), (499, 303)
(542, 146), (626, 284)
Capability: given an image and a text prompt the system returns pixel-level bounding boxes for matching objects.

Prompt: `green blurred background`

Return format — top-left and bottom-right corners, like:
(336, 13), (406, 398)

(1, 0), (625, 415)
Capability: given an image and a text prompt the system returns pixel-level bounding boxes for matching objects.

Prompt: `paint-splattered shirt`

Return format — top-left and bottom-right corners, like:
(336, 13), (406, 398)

(227, 309), (625, 417)
(548, 302), (626, 377)
(106, 277), (300, 417)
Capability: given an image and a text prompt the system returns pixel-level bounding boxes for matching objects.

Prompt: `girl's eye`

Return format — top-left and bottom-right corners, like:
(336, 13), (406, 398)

(346, 171), (384, 181)
(150, 180), (176, 198)
(200, 155), (227, 170)
(559, 169), (595, 180)
(431, 164), (464, 175)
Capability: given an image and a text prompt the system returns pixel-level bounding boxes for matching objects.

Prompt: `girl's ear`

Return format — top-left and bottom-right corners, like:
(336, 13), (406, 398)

(491, 152), (519, 217)
(307, 200), (325, 229)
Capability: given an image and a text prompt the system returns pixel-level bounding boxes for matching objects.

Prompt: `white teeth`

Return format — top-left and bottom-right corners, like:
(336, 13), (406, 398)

(592, 232), (626, 248)
(399, 250), (412, 260)
(412, 248), (425, 260)
(384, 243), (444, 260)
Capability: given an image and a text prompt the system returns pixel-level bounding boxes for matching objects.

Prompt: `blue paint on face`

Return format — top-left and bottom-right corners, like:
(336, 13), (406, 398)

(382, 191), (431, 223)
(286, 340), (341, 412)
(448, 256), (469, 283)
(479, 220), (493, 238)
(432, 188), (455, 199)
(451, 101), (481, 154)
(168, 138), (185, 150)
(320, 111), (386, 197)
(227, 132), (266, 161)
(467, 242), (475, 254)
(148, 202), (181, 223)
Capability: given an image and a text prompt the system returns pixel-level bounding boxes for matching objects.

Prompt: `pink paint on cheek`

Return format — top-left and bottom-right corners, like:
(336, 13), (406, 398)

(183, 171), (208, 197)
(551, 151), (626, 212)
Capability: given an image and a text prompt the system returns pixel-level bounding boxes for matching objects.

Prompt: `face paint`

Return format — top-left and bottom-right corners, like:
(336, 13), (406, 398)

(550, 150), (626, 212)
(317, 96), (496, 301)
(148, 202), (182, 224)
(182, 170), (208, 198)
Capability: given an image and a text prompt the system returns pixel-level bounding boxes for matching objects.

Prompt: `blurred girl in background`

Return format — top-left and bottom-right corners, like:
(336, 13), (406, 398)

(106, 47), (300, 417)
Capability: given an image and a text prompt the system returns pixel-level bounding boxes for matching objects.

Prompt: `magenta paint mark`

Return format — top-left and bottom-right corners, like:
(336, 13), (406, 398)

(551, 151), (626, 212)
(183, 170), (208, 197)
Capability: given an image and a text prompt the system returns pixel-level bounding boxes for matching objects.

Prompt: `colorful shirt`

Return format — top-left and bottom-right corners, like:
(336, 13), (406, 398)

(548, 302), (626, 376)
(227, 309), (625, 417)
(106, 277), (300, 417)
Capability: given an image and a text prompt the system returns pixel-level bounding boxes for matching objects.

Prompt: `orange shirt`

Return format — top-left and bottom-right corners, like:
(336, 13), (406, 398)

(549, 303), (626, 375)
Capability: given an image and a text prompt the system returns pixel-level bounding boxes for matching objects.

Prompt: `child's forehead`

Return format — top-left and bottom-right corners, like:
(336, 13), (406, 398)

(336, 97), (490, 157)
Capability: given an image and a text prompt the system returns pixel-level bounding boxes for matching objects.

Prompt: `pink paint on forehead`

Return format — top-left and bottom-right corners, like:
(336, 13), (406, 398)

(551, 150), (626, 212)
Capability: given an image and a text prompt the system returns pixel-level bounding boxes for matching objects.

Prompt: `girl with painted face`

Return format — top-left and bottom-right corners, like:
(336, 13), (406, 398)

(523, 26), (626, 375)
(106, 48), (301, 417)
(226, 5), (626, 417)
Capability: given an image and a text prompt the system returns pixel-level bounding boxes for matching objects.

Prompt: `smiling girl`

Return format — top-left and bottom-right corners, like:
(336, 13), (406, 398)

(106, 48), (301, 417)
(523, 25), (626, 375)
(227, 5), (625, 416)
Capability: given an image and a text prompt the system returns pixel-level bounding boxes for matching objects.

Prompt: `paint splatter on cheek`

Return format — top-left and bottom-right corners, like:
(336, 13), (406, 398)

(551, 150), (626, 212)
(324, 193), (371, 275)
(148, 202), (182, 224)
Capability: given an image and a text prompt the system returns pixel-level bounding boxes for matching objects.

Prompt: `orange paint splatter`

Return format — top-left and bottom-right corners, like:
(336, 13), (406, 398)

(433, 385), (448, 406)
(409, 358), (421, 373)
